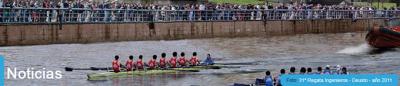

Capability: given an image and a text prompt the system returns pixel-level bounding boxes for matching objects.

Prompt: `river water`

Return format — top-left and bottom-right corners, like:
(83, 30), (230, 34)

(1, 32), (399, 86)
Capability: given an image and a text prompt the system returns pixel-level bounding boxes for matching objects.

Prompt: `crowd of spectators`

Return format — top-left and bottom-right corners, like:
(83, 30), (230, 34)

(0, 0), (399, 23)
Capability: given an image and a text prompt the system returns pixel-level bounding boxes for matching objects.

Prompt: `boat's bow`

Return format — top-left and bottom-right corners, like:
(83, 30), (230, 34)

(366, 26), (400, 48)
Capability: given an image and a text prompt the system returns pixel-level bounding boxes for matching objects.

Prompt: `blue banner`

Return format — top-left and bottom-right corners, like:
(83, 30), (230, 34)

(280, 74), (398, 86)
(0, 55), (3, 86)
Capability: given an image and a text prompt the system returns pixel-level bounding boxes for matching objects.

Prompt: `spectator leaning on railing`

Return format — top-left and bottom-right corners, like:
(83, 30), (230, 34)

(0, 0), (399, 23)
(0, 0), (3, 8)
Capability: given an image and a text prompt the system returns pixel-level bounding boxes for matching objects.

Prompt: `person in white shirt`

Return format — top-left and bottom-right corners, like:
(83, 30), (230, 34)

(161, 5), (167, 21)
(189, 5), (194, 21)
(199, 4), (205, 11)
(199, 4), (205, 20)
(0, 0), (3, 8)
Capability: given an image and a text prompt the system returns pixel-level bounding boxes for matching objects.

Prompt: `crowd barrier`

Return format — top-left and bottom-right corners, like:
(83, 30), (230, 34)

(0, 8), (399, 24)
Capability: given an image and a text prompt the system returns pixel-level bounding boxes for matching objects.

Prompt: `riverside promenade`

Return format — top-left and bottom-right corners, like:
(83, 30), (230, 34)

(0, 8), (398, 46)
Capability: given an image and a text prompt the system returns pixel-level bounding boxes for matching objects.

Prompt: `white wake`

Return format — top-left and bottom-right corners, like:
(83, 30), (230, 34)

(337, 43), (373, 54)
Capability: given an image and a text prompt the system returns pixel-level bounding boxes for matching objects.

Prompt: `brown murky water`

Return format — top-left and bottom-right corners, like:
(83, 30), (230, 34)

(1, 32), (399, 86)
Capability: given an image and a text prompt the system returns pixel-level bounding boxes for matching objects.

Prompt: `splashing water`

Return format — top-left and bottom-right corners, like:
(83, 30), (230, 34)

(337, 43), (373, 54)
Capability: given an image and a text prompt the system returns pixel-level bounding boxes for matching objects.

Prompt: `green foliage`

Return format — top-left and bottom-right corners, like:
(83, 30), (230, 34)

(353, 2), (397, 9)
(372, 2), (397, 9)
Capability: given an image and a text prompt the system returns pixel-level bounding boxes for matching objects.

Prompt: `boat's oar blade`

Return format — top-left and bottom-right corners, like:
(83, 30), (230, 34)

(65, 67), (111, 71)
(90, 67), (99, 70)
(177, 70), (200, 72)
(233, 83), (251, 86)
(90, 67), (111, 70)
(209, 66), (221, 69)
(65, 67), (74, 71)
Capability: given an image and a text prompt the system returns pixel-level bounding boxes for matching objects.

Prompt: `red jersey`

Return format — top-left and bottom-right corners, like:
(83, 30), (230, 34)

(148, 59), (157, 69)
(190, 56), (199, 66)
(178, 57), (186, 66)
(125, 59), (134, 71)
(393, 26), (400, 32)
(169, 57), (177, 68)
(112, 60), (120, 73)
(136, 59), (144, 69)
(159, 58), (167, 68)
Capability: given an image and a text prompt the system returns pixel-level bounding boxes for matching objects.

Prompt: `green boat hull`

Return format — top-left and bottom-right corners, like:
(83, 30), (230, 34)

(87, 65), (220, 80)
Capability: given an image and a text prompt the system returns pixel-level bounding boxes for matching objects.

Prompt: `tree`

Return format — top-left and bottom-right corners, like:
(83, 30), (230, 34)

(392, 0), (400, 6)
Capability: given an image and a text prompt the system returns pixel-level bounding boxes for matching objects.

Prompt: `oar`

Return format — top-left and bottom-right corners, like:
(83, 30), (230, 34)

(233, 83), (252, 86)
(196, 64), (222, 69)
(176, 70), (200, 72)
(90, 67), (113, 70)
(65, 67), (90, 71)
(206, 66), (221, 69)
(65, 67), (112, 71)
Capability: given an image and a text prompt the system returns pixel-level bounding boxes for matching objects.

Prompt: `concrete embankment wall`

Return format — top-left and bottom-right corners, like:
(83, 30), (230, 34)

(0, 19), (385, 46)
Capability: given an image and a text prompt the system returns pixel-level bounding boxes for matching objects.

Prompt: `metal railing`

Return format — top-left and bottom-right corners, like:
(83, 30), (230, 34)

(0, 8), (399, 24)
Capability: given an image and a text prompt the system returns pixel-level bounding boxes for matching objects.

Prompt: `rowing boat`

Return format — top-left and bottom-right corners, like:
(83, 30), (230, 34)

(87, 65), (220, 80)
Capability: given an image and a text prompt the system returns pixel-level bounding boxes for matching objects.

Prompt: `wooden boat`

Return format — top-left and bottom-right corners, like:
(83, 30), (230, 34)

(87, 65), (220, 80)
(366, 19), (400, 48)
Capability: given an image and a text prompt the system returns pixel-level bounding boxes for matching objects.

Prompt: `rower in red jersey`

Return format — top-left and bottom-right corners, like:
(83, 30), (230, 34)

(159, 53), (167, 69)
(147, 55), (157, 69)
(178, 52), (188, 67)
(112, 55), (121, 73)
(125, 55), (135, 71)
(136, 55), (144, 70)
(169, 52), (178, 68)
(189, 52), (200, 66)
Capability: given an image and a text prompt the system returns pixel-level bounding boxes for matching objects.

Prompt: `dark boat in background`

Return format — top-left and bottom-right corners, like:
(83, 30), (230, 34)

(366, 19), (400, 48)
